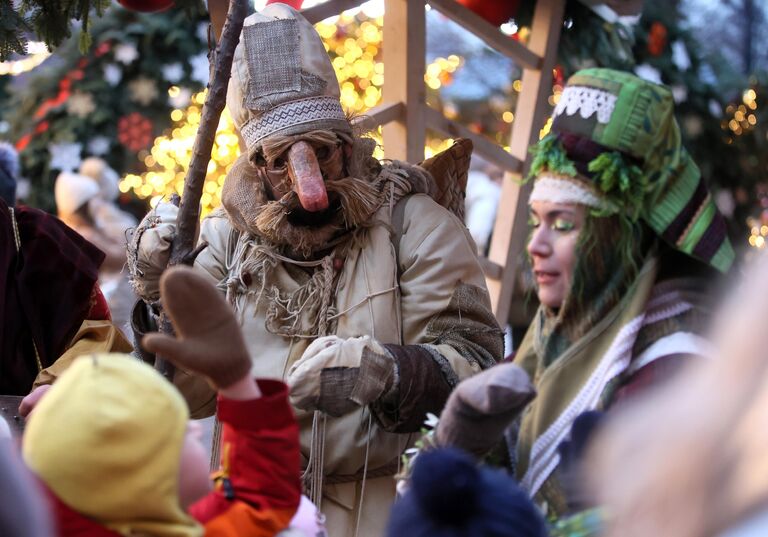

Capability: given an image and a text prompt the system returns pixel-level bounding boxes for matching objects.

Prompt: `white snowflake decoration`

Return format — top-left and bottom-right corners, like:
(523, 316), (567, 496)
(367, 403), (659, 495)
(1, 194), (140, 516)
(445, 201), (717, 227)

(708, 99), (723, 118)
(128, 77), (159, 106)
(66, 91), (96, 118)
(49, 142), (82, 172)
(190, 53), (210, 85)
(634, 63), (662, 85)
(683, 116), (703, 138)
(196, 22), (210, 43)
(715, 189), (735, 218)
(87, 136), (111, 156)
(0, 121), (8, 134)
(104, 64), (122, 87)
(699, 63), (717, 85)
(162, 63), (183, 83)
(169, 87), (193, 109)
(671, 40), (691, 71)
(114, 43), (139, 65)
(671, 85), (688, 104)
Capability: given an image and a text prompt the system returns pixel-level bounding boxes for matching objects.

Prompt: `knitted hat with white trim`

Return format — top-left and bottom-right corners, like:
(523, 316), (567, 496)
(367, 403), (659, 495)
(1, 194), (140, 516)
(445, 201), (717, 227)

(527, 68), (733, 274)
(227, 3), (352, 158)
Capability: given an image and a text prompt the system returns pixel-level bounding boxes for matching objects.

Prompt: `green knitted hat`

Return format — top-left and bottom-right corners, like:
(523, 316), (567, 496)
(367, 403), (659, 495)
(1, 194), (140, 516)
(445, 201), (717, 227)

(528, 68), (733, 273)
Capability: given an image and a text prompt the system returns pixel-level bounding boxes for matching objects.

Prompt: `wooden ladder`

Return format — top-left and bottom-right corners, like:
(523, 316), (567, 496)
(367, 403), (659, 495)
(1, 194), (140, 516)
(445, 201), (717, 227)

(304, 0), (567, 326)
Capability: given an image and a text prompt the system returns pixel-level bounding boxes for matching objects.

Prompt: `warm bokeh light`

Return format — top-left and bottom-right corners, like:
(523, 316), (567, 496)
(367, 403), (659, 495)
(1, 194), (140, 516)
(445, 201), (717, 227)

(119, 91), (240, 217)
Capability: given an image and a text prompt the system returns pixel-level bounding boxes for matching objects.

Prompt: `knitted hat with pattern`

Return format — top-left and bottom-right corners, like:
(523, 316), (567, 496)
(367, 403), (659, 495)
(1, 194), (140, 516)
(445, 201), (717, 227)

(528, 68), (733, 273)
(227, 3), (352, 157)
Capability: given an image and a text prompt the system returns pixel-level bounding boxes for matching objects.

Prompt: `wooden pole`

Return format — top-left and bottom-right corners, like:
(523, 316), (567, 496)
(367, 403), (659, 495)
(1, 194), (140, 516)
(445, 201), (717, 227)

(155, 0), (248, 381)
(486, 0), (566, 326)
(382, 0), (426, 162)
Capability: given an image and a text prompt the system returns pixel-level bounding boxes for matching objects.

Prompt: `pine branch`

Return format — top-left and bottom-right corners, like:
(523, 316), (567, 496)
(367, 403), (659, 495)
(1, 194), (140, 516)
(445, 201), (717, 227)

(0, 0), (30, 60)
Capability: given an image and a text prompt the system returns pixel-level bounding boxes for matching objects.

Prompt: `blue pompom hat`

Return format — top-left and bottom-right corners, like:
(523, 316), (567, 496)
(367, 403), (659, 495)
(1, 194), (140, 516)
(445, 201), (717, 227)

(387, 448), (549, 537)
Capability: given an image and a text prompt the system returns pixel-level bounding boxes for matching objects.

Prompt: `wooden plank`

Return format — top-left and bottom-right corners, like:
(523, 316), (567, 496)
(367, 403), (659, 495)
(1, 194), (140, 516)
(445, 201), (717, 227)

(487, 0), (566, 326)
(351, 101), (406, 130)
(426, 0), (542, 69)
(479, 256), (503, 280)
(302, 0), (367, 24)
(382, 0), (426, 162)
(424, 106), (522, 173)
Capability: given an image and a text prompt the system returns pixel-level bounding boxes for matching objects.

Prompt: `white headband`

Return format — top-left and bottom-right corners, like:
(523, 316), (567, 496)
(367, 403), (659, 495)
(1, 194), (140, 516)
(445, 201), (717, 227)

(529, 173), (613, 211)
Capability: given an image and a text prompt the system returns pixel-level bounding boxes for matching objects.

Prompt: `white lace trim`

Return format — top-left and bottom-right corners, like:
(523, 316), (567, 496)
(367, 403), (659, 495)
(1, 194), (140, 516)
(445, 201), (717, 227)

(553, 85), (618, 124)
(529, 174), (610, 211)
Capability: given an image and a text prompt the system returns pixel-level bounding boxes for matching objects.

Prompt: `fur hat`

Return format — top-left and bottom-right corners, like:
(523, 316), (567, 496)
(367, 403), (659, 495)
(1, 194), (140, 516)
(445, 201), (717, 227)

(227, 3), (351, 156)
(80, 157), (120, 201)
(387, 448), (548, 537)
(54, 172), (100, 216)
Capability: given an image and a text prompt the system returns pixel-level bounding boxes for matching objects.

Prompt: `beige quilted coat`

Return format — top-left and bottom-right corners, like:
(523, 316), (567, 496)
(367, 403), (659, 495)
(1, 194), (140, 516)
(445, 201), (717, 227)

(134, 193), (500, 536)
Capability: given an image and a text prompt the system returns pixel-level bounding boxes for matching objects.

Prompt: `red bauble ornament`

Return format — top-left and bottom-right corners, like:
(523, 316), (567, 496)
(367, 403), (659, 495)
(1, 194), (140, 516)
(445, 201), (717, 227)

(118, 0), (173, 13)
(118, 113), (154, 152)
(647, 21), (668, 57)
(456, 0), (521, 27)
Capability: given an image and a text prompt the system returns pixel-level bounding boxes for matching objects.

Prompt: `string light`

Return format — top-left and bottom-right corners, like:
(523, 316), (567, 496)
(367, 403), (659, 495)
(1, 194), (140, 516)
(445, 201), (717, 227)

(748, 220), (767, 249)
(724, 86), (759, 137)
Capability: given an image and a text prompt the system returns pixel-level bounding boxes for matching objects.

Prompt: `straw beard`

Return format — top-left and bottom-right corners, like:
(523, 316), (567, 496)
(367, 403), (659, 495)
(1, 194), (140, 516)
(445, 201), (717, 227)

(251, 175), (382, 258)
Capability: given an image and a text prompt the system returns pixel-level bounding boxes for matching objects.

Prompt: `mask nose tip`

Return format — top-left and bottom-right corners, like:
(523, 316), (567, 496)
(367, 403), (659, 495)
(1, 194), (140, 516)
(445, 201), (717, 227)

(287, 141), (329, 212)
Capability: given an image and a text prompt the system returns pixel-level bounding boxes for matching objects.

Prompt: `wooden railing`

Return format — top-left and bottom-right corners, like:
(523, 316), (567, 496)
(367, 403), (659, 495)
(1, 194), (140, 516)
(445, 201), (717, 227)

(304, 0), (566, 325)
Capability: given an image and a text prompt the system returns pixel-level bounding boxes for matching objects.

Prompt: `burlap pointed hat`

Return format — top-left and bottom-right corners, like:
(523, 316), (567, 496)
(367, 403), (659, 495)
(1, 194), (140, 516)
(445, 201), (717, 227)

(227, 3), (351, 157)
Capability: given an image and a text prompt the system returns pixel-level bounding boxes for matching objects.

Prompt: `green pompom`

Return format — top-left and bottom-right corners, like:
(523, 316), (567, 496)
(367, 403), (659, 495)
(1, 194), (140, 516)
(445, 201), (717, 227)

(588, 152), (647, 221)
(526, 134), (578, 182)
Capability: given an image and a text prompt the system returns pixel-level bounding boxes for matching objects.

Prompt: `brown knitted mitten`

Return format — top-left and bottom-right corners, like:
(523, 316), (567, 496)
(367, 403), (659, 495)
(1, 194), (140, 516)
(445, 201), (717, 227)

(142, 266), (251, 389)
(436, 363), (536, 456)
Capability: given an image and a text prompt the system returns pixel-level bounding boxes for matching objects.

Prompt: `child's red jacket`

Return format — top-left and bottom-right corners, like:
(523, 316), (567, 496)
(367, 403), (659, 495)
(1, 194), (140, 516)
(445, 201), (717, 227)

(42, 379), (301, 536)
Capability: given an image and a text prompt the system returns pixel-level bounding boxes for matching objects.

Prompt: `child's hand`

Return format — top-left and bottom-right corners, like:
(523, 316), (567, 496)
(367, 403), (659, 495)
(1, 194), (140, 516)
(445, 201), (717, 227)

(142, 266), (252, 391)
(19, 385), (52, 417)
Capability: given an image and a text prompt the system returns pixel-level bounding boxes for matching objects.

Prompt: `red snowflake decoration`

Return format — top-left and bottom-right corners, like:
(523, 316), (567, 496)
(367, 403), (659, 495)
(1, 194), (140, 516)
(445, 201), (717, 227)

(118, 112), (154, 152)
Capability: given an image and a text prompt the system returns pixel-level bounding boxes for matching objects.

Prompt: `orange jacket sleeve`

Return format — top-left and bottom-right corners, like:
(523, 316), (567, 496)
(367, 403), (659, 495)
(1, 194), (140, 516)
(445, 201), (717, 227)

(190, 380), (302, 537)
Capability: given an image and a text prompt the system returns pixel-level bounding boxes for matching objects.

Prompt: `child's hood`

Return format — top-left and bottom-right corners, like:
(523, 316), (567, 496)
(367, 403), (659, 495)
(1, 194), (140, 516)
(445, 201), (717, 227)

(22, 354), (202, 537)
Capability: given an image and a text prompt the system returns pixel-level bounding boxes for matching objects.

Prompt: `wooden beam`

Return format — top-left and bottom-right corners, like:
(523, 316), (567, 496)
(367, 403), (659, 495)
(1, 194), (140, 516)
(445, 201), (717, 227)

(302, 0), (367, 24)
(487, 0), (566, 326)
(479, 257), (503, 280)
(426, 0), (542, 69)
(382, 0), (426, 162)
(351, 101), (406, 130)
(424, 107), (522, 173)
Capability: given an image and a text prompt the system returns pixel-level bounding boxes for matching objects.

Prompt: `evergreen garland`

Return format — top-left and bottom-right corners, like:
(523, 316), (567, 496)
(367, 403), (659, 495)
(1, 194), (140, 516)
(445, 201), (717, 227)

(1, 7), (208, 211)
(588, 151), (647, 222)
(1, 0), (205, 60)
(526, 133), (577, 181)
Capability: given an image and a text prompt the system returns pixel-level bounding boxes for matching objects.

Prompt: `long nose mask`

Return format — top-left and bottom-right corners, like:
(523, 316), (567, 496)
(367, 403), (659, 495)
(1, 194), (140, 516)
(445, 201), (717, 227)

(287, 140), (329, 212)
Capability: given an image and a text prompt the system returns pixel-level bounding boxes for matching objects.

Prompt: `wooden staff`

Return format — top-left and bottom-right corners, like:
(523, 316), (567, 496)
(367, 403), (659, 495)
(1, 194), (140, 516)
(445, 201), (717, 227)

(155, 0), (247, 381)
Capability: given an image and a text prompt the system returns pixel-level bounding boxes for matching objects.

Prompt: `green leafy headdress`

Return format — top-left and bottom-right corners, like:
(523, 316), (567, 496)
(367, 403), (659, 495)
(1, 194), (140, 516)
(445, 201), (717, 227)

(528, 68), (733, 274)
